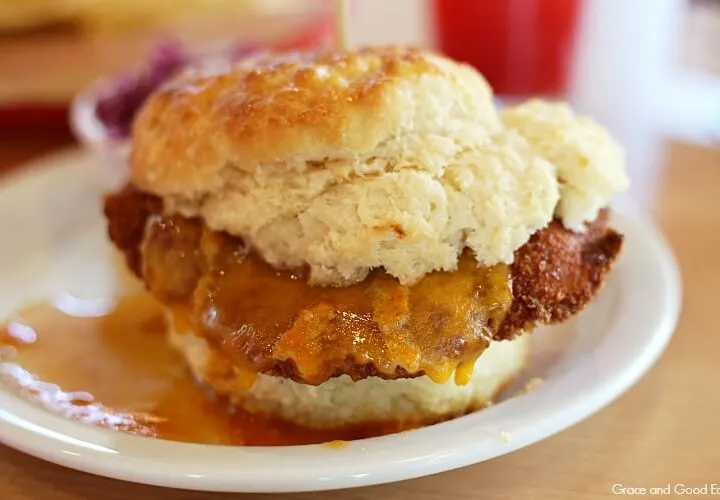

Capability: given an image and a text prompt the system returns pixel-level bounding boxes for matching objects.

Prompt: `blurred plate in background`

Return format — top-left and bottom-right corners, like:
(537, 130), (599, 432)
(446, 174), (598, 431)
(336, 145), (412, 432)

(0, 0), (332, 130)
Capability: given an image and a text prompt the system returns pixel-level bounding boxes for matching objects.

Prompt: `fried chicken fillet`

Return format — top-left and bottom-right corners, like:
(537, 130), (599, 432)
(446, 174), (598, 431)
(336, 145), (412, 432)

(103, 46), (627, 429)
(105, 186), (622, 384)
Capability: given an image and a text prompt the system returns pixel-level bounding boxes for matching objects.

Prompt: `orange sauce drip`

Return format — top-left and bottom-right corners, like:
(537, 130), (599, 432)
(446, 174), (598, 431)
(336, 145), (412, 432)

(142, 215), (513, 385)
(0, 292), (415, 446)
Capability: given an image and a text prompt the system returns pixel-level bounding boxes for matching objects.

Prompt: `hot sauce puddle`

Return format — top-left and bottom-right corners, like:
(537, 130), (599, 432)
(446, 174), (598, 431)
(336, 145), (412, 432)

(0, 291), (412, 446)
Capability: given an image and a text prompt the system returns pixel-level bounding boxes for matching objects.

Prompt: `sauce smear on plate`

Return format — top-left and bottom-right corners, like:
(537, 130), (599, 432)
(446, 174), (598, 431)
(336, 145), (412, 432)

(0, 291), (412, 446)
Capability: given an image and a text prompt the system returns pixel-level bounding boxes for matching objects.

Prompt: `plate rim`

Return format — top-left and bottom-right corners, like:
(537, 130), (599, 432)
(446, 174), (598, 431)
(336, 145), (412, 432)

(0, 150), (682, 493)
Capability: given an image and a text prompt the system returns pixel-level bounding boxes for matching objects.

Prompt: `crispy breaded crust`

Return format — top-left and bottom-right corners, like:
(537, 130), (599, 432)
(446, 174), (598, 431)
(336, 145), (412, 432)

(496, 210), (623, 340)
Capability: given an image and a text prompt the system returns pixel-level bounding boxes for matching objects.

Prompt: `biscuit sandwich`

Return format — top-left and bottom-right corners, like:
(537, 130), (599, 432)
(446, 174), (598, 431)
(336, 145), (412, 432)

(104, 46), (627, 432)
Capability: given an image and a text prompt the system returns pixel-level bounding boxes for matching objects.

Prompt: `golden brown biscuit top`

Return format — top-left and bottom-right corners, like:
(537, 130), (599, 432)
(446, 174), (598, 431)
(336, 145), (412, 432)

(129, 46), (498, 198)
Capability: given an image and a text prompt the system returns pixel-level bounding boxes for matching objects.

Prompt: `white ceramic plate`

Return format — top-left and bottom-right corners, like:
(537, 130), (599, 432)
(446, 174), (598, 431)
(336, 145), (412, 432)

(0, 150), (681, 493)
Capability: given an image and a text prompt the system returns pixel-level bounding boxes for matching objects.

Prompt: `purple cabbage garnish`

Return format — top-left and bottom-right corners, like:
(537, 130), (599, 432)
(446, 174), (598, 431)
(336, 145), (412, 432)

(95, 41), (189, 140)
(94, 40), (258, 140)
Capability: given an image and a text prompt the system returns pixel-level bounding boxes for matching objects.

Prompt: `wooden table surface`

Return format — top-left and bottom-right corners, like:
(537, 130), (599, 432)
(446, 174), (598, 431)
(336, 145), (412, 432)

(0, 136), (718, 499)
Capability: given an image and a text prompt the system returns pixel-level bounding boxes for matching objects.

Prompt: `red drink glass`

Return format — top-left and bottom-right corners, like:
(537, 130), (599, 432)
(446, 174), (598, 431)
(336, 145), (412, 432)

(432, 0), (582, 96)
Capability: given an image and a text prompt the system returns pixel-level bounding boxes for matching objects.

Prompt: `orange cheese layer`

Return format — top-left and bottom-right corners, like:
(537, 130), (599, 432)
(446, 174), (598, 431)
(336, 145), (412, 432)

(142, 215), (512, 385)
